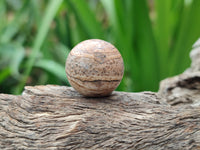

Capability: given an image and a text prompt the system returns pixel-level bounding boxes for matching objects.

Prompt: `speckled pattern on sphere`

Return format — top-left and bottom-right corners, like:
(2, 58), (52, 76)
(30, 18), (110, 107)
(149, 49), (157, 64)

(65, 39), (124, 97)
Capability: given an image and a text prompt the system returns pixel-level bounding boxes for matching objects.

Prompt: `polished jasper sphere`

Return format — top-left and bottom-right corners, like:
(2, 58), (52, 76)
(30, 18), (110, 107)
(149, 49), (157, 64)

(65, 39), (124, 97)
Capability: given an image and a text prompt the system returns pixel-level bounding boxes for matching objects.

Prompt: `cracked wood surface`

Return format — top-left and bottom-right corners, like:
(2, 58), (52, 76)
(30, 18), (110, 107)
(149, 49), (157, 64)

(159, 38), (200, 107)
(0, 85), (200, 150)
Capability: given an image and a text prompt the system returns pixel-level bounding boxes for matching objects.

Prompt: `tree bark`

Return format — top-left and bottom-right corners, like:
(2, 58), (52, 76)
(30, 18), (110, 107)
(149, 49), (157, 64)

(0, 40), (200, 149)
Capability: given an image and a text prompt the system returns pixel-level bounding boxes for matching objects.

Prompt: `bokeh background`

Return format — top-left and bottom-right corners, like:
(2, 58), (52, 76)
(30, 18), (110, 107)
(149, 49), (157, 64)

(1, 0), (200, 94)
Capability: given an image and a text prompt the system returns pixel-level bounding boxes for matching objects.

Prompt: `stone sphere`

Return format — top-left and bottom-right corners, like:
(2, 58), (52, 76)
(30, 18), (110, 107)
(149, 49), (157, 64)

(65, 39), (124, 97)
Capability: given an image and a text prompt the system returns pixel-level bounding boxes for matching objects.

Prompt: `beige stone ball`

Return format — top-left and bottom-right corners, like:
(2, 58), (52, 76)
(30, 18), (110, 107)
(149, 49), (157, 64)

(65, 39), (124, 97)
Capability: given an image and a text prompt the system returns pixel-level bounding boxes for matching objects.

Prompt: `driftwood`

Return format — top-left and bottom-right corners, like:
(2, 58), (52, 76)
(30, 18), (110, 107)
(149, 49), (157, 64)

(0, 40), (200, 150)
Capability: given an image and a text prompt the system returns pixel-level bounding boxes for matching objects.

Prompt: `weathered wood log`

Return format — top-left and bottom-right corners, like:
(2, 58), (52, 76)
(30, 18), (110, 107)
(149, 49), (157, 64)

(0, 39), (200, 149)
(159, 38), (200, 107)
(0, 85), (199, 150)
(0, 85), (200, 149)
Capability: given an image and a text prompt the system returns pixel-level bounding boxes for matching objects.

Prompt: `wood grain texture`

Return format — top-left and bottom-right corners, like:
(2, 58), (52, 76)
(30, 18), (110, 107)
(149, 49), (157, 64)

(159, 38), (200, 107)
(0, 85), (200, 150)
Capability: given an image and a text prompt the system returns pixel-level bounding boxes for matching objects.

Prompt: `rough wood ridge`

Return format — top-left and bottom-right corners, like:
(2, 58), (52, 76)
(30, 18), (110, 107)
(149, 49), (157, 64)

(0, 39), (200, 149)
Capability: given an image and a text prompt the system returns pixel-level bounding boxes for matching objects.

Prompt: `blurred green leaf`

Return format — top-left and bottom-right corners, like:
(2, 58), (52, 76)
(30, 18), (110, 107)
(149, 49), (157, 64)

(10, 45), (25, 77)
(101, 0), (137, 91)
(0, 68), (10, 84)
(0, 43), (25, 77)
(16, 0), (63, 94)
(66, 0), (104, 39)
(53, 43), (70, 65)
(0, 1), (30, 43)
(155, 0), (172, 78)
(134, 0), (159, 91)
(171, 0), (200, 74)
(6, 0), (23, 10)
(10, 46), (25, 76)
(30, 0), (42, 26)
(0, 1), (6, 31)
(34, 59), (68, 84)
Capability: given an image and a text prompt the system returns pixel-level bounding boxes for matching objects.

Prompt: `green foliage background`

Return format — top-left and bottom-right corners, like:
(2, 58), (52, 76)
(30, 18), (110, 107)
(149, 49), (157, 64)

(1, 0), (200, 94)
